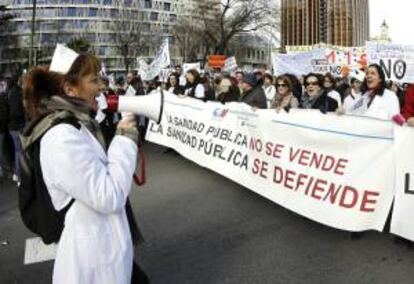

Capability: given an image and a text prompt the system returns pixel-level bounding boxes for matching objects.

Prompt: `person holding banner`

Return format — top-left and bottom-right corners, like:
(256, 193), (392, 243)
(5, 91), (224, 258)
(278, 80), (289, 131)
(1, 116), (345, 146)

(240, 73), (267, 109)
(166, 73), (184, 95)
(343, 76), (363, 112)
(262, 73), (276, 108)
(271, 75), (299, 112)
(183, 69), (205, 100)
(323, 73), (342, 107)
(348, 64), (400, 120)
(299, 73), (338, 113)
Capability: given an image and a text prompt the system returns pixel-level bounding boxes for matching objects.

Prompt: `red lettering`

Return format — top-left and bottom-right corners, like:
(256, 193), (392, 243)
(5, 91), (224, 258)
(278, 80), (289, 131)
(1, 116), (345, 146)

(309, 152), (323, 169)
(273, 166), (283, 184)
(304, 177), (315, 195)
(273, 144), (285, 159)
(289, 147), (301, 162)
(360, 191), (379, 212)
(298, 150), (311, 166)
(285, 170), (296, 190)
(321, 155), (335, 172)
(265, 142), (273, 156)
(334, 158), (348, 176)
(339, 186), (358, 209)
(259, 161), (268, 179)
(311, 179), (327, 200)
(295, 173), (308, 191)
(323, 183), (342, 204)
(252, 158), (260, 175)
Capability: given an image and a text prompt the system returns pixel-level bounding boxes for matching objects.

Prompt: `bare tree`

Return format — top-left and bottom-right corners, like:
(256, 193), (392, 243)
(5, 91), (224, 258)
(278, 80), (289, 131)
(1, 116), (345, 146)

(171, 17), (203, 63)
(110, 9), (160, 73)
(197, 0), (279, 55)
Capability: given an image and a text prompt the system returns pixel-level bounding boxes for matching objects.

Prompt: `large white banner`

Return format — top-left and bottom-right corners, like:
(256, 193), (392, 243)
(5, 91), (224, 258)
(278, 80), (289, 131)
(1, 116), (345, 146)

(147, 94), (398, 232)
(141, 39), (171, 81)
(366, 41), (414, 83)
(391, 127), (414, 241)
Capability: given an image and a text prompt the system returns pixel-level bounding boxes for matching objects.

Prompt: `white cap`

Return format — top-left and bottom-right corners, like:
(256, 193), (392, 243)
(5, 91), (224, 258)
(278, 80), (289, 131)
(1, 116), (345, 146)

(349, 70), (365, 83)
(49, 44), (79, 74)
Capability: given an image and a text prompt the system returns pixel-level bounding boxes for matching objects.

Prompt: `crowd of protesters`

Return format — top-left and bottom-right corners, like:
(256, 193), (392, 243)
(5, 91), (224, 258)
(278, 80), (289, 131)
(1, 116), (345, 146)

(0, 62), (413, 186)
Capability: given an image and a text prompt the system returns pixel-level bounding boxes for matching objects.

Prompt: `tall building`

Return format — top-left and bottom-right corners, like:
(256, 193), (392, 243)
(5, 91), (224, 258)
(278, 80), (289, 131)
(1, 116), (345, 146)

(0, 0), (220, 74)
(281, 0), (369, 47)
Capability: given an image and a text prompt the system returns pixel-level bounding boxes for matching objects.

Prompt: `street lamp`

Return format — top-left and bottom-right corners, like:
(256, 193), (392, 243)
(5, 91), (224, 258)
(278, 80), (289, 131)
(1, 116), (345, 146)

(28, 0), (36, 69)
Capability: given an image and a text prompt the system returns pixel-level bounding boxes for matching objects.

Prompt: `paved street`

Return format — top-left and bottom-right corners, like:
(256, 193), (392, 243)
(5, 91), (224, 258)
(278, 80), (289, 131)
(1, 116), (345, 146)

(1, 143), (414, 284)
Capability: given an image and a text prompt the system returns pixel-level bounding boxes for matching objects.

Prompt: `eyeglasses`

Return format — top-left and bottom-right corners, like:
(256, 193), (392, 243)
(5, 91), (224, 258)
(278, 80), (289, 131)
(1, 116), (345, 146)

(305, 81), (319, 87)
(276, 83), (288, 88)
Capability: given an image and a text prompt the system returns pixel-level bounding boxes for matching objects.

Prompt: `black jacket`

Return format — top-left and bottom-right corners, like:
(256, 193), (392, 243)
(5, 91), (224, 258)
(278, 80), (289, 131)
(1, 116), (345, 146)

(8, 86), (26, 131)
(240, 86), (267, 109)
(300, 91), (338, 114)
(0, 95), (9, 132)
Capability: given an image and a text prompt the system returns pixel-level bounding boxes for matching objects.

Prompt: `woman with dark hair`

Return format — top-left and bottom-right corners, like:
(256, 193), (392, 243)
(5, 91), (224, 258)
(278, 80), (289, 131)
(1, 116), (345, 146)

(183, 69), (205, 100)
(347, 63), (400, 120)
(21, 53), (146, 283)
(323, 73), (342, 107)
(166, 72), (184, 95)
(299, 73), (338, 113)
(271, 75), (299, 112)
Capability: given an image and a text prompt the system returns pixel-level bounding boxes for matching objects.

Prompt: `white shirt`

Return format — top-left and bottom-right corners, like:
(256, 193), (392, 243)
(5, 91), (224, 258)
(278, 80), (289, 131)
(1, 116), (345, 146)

(40, 123), (138, 284)
(347, 89), (400, 120)
(327, 90), (342, 107)
(343, 89), (362, 112)
(185, 84), (205, 99)
(263, 85), (276, 108)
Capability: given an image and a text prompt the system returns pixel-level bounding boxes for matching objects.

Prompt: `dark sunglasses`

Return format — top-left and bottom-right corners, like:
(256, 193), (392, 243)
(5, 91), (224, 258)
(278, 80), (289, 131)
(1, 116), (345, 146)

(305, 81), (319, 87)
(276, 83), (288, 88)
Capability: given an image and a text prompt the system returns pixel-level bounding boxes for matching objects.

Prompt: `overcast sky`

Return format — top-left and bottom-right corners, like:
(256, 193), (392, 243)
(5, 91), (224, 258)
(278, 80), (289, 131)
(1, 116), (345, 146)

(370, 0), (414, 45)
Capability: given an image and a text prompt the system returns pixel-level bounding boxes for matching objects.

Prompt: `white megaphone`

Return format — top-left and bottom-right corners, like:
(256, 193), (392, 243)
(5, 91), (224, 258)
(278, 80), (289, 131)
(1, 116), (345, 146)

(106, 90), (164, 124)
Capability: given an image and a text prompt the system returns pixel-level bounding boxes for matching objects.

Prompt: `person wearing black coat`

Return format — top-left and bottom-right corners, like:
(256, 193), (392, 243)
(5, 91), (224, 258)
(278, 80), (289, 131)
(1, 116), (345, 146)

(216, 78), (240, 103)
(299, 73), (338, 113)
(240, 73), (267, 109)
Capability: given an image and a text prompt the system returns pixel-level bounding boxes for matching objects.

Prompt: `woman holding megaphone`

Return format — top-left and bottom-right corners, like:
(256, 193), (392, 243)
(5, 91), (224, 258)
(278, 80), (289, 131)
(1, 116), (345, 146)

(21, 45), (149, 284)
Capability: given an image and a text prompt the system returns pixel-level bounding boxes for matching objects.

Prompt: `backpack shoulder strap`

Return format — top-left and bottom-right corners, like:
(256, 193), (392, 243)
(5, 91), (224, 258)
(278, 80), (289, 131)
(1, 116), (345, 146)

(21, 111), (80, 150)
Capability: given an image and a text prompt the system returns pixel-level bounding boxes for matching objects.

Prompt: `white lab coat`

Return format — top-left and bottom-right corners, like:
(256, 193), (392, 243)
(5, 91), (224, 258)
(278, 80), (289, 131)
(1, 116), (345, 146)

(347, 89), (400, 120)
(40, 123), (138, 284)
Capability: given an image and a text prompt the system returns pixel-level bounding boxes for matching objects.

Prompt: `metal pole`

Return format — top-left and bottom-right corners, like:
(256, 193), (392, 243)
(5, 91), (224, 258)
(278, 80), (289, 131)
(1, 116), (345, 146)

(29, 0), (36, 69)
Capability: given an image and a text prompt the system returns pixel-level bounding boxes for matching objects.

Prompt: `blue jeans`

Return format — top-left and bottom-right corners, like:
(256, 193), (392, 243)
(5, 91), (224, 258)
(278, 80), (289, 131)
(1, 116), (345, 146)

(9, 130), (22, 178)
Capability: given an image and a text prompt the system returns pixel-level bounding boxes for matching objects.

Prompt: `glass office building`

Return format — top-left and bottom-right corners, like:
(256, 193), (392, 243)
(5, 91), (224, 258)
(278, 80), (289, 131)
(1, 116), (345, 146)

(281, 0), (369, 47)
(0, 0), (182, 72)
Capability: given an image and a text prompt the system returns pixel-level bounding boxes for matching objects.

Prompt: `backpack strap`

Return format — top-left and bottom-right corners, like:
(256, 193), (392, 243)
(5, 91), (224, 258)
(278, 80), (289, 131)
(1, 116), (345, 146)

(20, 111), (77, 150)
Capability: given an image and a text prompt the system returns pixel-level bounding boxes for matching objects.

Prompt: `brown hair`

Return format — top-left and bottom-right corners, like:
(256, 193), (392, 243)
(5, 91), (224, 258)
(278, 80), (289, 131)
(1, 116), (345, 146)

(275, 75), (293, 92)
(22, 53), (100, 120)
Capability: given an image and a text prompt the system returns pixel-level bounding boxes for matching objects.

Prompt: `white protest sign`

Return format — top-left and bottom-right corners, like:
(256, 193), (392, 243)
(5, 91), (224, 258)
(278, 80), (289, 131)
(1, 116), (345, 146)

(147, 94), (397, 232)
(273, 49), (325, 76)
(125, 85), (136, 97)
(366, 41), (414, 83)
(159, 68), (173, 83)
(183, 62), (201, 74)
(141, 39), (171, 81)
(223, 56), (238, 73)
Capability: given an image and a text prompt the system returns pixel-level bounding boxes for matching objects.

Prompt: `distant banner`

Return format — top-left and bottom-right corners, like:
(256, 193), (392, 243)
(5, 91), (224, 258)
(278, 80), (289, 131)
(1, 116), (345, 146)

(366, 41), (414, 83)
(141, 39), (171, 81)
(147, 94), (401, 232)
(273, 49), (325, 76)
(276, 46), (366, 76)
(223, 56), (238, 73)
(183, 62), (201, 74)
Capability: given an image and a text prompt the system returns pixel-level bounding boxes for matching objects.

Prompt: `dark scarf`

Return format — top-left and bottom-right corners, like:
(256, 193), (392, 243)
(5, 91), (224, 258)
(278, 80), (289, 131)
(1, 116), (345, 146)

(301, 90), (323, 109)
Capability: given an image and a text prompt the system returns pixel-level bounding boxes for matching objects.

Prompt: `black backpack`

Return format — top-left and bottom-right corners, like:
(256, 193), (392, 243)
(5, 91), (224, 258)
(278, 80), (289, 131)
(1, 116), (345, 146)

(18, 111), (79, 244)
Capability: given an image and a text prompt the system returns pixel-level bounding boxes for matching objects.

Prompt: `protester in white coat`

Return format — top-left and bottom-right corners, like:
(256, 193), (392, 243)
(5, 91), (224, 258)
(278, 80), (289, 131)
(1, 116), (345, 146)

(262, 73), (276, 108)
(347, 64), (400, 120)
(22, 54), (141, 284)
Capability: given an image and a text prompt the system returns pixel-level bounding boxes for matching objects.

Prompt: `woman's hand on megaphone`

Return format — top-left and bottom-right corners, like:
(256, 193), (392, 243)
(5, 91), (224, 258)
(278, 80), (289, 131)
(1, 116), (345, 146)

(116, 114), (139, 143)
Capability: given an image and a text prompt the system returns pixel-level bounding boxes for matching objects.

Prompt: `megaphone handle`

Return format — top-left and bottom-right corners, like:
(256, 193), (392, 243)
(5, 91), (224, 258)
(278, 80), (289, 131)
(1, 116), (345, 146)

(133, 146), (146, 186)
